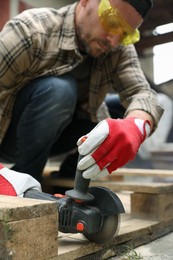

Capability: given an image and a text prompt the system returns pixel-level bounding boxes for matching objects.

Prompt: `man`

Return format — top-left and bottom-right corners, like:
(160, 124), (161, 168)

(0, 0), (163, 195)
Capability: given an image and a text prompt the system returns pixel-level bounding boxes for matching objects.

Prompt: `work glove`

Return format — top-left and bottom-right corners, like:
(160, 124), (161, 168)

(77, 117), (150, 179)
(0, 164), (41, 197)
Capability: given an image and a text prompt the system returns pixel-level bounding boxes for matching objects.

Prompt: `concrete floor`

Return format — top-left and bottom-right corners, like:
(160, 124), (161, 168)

(135, 232), (173, 260)
(109, 232), (173, 260)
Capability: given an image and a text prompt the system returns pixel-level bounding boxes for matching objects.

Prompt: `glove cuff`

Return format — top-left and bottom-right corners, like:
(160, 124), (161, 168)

(0, 165), (41, 197)
(0, 163), (4, 170)
(0, 164), (17, 196)
(134, 118), (151, 139)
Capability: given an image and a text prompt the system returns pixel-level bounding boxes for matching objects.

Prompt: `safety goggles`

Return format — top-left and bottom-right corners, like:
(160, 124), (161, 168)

(98, 0), (140, 46)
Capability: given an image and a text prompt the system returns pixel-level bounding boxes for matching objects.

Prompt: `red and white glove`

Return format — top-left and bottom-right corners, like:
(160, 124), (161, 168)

(77, 117), (150, 179)
(0, 164), (41, 197)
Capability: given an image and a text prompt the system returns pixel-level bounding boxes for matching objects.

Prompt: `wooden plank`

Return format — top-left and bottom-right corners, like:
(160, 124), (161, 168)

(0, 195), (59, 259)
(112, 168), (173, 178)
(42, 166), (173, 194)
(131, 193), (173, 221)
(57, 215), (173, 260)
(91, 181), (173, 194)
(43, 177), (173, 194)
(43, 166), (173, 178)
(43, 166), (59, 177)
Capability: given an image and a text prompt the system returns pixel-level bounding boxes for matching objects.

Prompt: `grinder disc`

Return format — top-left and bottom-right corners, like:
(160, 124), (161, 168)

(83, 214), (120, 244)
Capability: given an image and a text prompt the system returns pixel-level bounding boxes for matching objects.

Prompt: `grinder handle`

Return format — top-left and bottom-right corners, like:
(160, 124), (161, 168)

(65, 154), (94, 202)
(74, 154), (90, 193)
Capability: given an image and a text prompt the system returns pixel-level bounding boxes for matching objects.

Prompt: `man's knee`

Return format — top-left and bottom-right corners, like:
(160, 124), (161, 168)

(40, 75), (77, 112)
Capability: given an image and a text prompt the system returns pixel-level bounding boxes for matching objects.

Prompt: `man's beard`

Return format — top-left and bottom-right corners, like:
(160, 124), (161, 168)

(77, 27), (106, 57)
(76, 26), (93, 55)
(76, 26), (116, 57)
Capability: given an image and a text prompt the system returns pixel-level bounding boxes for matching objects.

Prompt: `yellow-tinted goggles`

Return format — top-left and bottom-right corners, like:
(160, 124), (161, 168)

(98, 0), (140, 46)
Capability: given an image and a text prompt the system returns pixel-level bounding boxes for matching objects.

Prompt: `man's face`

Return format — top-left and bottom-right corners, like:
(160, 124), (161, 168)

(75, 0), (143, 57)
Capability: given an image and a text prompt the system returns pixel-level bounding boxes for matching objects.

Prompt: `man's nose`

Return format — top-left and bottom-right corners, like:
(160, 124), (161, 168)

(106, 33), (122, 48)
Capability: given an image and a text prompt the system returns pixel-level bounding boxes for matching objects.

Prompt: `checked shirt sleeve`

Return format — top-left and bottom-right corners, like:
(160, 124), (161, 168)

(110, 45), (164, 131)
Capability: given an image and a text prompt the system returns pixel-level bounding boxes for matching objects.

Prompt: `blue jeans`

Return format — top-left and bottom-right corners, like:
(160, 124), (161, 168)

(0, 75), (125, 181)
(0, 75), (83, 180)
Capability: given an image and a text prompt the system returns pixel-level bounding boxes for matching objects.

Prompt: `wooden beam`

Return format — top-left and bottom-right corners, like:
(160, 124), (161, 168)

(43, 166), (173, 178)
(0, 195), (59, 259)
(112, 168), (173, 178)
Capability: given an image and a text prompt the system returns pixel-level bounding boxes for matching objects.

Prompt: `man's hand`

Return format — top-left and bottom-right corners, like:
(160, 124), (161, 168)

(0, 164), (41, 197)
(77, 117), (150, 179)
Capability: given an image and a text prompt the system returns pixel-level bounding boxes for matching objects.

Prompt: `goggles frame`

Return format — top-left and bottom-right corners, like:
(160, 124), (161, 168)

(98, 0), (140, 46)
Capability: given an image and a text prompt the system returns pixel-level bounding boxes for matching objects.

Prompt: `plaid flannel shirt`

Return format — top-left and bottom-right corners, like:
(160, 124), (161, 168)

(0, 2), (163, 144)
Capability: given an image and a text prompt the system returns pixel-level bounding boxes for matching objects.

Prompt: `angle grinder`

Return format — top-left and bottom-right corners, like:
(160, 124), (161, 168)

(24, 155), (125, 244)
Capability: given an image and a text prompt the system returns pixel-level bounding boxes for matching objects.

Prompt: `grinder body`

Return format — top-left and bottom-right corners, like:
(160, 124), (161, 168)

(25, 186), (124, 235)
